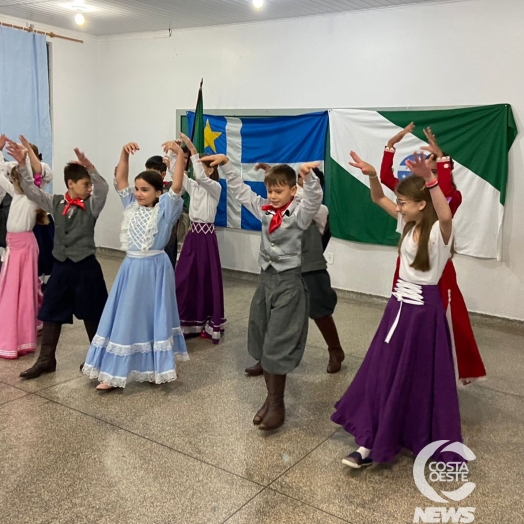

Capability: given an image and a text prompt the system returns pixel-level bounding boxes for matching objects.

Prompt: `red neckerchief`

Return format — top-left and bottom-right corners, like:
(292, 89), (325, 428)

(261, 199), (294, 234)
(62, 193), (86, 215)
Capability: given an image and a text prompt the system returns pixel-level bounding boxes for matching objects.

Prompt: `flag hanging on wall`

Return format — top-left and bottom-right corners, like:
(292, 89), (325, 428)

(187, 111), (329, 230)
(328, 105), (517, 259)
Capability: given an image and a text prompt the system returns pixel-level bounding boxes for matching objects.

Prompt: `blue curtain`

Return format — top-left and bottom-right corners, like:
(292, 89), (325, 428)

(0, 26), (52, 169)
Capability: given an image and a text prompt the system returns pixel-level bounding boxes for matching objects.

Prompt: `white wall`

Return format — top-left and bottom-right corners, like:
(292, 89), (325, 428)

(49, 30), (100, 196)
(94, 0), (524, 321)
(4, 0), (524, 320)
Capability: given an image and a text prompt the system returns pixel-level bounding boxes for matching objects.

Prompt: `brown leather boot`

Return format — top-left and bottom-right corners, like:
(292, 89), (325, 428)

(245, 361), (263, 376)
(253, 370), (270, 425)
(314, 315), (345, 373)
(20, 322), (62, 379)
(258, 373), (286, 431)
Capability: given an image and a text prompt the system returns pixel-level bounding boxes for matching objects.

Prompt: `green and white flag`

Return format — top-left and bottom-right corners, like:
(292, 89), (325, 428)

(328, 105), (517, 259)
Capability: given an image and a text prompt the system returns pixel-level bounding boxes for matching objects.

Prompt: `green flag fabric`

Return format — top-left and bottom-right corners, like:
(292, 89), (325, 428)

(328, 105), (517, 259)
(191, 80), (204, 153)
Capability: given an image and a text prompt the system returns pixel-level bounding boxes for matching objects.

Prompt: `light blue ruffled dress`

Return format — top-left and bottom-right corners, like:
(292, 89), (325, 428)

(83, 186), (188, 387)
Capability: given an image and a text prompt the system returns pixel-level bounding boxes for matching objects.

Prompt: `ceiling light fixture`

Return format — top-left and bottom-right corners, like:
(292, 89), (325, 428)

(253, 0), (264, 9)
(72, 0), (87, 26)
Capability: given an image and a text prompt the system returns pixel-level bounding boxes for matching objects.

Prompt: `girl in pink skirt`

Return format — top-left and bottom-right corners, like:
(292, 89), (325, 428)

(0, 153), (46, 359)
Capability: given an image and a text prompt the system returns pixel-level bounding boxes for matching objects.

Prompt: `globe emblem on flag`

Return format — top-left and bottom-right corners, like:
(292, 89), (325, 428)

(397, 154), (418, 180)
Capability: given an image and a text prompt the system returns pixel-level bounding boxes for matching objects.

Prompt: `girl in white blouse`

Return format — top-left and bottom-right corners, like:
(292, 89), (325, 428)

(168, 133), (225, 344)
(332, 151), (463, 470)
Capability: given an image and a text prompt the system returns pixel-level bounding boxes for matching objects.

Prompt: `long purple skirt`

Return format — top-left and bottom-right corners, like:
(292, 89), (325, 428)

(332, 283), (463, 464)
(175, 223), (225, 344)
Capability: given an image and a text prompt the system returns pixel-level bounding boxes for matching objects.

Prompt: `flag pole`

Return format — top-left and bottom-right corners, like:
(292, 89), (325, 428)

(190, 78), (203, 142)
(186, 78), (203, 171)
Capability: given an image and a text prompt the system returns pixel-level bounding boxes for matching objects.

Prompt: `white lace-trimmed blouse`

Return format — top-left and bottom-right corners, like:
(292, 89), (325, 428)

(117, 186), (183, 252)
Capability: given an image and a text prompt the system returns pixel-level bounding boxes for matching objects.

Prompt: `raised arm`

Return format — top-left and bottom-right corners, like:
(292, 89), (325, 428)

(161, 139), (185, 194)
(0, 136), (18, 175)
(349, 151), (397, 219)
(179, 133), (221, 200)
(72, 148), (109, 218)
(0, 134), (7, 168)
(19, 135), (43, 175)
(420, 127), (453, 194)
(6, 141), (54, 213)
(295, 162), (323, 230)
(115, 142), (139, 191)
(203, 154), (267, 220)
(406, 152), (452, 245)
(380, 147), (398, 192)
(380, 122), (415, 191)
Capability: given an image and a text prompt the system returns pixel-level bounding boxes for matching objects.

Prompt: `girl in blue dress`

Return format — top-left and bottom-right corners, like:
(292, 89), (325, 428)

(83, 140), (188, 390)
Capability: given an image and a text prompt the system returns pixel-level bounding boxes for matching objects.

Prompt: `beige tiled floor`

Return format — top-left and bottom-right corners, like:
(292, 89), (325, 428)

(1, 256), (522, 523)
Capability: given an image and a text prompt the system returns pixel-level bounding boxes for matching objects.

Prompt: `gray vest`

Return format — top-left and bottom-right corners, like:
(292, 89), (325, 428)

(259, 202), (303, 272)
(52, 195), (97, 262)
(301, 221), (327, 273)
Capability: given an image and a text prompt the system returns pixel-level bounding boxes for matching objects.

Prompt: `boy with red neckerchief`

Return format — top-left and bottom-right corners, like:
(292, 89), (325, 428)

(7, 140), (109, 380)
(202, 153), (322, 431)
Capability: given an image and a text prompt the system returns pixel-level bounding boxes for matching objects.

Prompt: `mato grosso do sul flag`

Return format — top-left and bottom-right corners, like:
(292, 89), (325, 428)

(328, 105), (517, 259)
(187, 111), (328, 231)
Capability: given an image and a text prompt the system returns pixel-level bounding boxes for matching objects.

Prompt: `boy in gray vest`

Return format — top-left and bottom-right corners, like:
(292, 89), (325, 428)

(202, 153), (323, 431)
(7, 141), (109, 380)
(245, 166), (345, 376)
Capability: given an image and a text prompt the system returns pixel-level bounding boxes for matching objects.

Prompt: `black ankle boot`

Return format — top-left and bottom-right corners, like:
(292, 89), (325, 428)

(20, 359), (57, 379)
(20, 322), (62, 379)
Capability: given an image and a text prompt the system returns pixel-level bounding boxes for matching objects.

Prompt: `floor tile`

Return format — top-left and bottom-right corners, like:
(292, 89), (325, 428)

(225, 488), (350, 524)
(0, 395), (261, 524)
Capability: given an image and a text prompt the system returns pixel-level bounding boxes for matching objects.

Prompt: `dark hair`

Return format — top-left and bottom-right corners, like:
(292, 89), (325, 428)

(264, 164), (296, 188)
(145, 155), (167, 174)
(135, 170), (164, 192)
(181, 145), (189, 154)
(396, 175), (439, 272)
(64, 163), (90, 185)
(199, 154), (219, 182)
(29, 143), (43, 161)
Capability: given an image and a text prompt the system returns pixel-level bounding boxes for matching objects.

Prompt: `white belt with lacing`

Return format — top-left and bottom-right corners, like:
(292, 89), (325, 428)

(190, 222), (215, 234)
(126, 250), (164, 258)
(385, 279), (424, 343)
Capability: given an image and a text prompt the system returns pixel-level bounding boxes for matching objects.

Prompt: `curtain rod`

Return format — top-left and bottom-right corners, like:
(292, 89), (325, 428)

(0, 21), (83, 43)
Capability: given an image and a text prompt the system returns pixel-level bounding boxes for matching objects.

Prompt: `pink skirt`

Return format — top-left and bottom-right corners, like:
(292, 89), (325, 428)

(0, 232), (42, 359)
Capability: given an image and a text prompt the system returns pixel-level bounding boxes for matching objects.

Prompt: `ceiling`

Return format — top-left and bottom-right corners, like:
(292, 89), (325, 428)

(0, 0), (469, 37)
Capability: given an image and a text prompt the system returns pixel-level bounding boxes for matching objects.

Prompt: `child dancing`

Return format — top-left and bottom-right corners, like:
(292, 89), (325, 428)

(82, 141), (188, 389)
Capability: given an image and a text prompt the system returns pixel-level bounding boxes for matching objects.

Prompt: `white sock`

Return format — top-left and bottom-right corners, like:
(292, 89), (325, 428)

(357, 446), (371, 459)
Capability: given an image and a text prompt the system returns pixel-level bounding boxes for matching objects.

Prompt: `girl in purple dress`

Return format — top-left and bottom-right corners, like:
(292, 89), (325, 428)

(332, 151), (463, 469)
